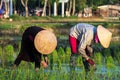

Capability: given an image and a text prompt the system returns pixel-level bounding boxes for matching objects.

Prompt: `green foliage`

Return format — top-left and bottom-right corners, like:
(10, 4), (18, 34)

(0, 47), (4, 67)
(19, 25), (29, 35)
(0, 46), (2, 59)
(76, 55), (83, 67)
(57, 47), (66, 63)
(65, 47), (71, 63)
(0, 23), (13, 29)
(103, 48), (111, 58)
(65, 47), (71, 55)
(106, 56), (115, 69)
(57, 47), (65, 56)
(10, 14), (26, 21)
(76, 0), (87, 11)
(0, 44), (120, 80)
(50, 50), (59, 63)
(110, 46), (120, 65)
(94, 52), (103, 65)
(3, 44), (15, 62)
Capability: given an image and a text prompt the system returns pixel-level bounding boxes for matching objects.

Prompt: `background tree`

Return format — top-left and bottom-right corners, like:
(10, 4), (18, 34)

(72, 0), (75, 15)
(13, 0), (17, 14)
(41, 0), (48, 16)
(47, 0), (55, 16)
(21, 0), (28, 17)
(68, 0), (72, 15)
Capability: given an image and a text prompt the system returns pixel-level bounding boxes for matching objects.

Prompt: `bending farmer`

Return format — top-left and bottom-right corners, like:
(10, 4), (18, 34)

(13, 26), (57, 71)
(69, 23), (112, 71)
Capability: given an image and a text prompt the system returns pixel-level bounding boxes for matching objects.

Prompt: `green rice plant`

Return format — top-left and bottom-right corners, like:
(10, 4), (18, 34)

(76, 55), (84, 67)
(0, 46), (5, 67)
(50, 50), (59, 63)
(57, 47), (66, 63)
(94, 52), (103, 65)
(103, 48), (111, 58)
(85, 69), (96, 80)
(110, 45), (120, 65)
(49, 50), (61, 70)
(65, 47), (71, 55)
(3, 44), (15, 64)
(65, 47), (71, 63)
(106, 56), (115, 69)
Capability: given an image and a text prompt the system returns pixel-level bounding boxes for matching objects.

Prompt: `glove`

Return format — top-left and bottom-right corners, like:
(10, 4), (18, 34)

(87, 59), (97, 70)
(86, 59), (95, 66)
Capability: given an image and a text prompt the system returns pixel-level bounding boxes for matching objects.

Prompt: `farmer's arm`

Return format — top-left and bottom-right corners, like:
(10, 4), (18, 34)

(34, 54), (48, 71)
(78, 35), (95, 66)
(86, 45), (93, 57)
(34, 53), (41, 69)
(13, 54), (23, 69)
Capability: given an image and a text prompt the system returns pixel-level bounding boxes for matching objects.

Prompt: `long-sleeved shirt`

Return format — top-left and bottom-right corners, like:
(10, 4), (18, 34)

(69, 23), (97, 59)
(14, 26), (47, 68)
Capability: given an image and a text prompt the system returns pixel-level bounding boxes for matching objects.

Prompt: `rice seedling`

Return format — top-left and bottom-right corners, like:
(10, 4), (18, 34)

(0, 42), (120, 80)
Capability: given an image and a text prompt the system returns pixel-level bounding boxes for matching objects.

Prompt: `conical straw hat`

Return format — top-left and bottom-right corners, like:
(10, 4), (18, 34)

(34, 30), (57, 54)
(97, 25), (112, 48)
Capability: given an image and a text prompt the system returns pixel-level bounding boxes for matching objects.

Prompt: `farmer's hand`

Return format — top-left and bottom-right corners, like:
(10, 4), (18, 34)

(86, 58), (97, 70)
(41, 61), (48, 68)
(44, 56), (48, 64)
(35, 67), (39, 72)
(92, 64), (97, 71)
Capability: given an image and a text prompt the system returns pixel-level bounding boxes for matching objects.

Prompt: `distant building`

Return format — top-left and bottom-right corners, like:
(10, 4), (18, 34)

(97, 5), (120, 17)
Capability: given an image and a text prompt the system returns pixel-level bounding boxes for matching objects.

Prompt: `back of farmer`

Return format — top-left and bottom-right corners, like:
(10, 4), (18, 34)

(14, 26), (57, 71)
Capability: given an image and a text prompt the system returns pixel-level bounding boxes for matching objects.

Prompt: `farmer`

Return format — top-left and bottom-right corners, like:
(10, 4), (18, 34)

(13, 26), (57, 71)
(69, 23), (112, 71)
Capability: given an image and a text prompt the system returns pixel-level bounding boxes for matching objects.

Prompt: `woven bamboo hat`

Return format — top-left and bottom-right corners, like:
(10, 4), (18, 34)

(34, 30), (57, 54)
(97, 25), (112, 48)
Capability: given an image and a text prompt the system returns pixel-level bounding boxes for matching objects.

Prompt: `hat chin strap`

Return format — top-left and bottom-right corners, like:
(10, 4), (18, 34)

(95, 33), (99, 43)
